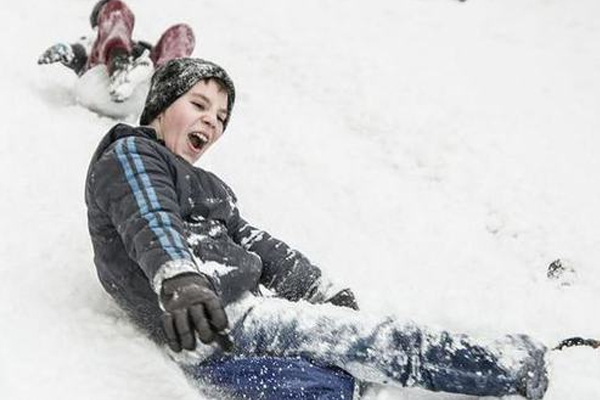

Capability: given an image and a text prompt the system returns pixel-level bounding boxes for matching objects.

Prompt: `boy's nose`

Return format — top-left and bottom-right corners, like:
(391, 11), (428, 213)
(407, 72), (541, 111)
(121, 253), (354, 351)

(201, 113), (217, 129)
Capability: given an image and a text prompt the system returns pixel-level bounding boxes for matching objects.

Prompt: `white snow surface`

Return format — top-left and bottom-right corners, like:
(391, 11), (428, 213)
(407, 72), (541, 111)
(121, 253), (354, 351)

(1, 0), (599, 399)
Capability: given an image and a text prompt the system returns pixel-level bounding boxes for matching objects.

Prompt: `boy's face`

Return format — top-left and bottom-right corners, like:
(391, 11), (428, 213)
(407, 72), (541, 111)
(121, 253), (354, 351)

(154, 79), (229, 164)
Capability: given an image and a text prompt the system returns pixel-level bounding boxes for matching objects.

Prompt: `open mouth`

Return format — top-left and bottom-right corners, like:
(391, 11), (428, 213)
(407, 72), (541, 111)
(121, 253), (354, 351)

(188, 132), (210, 151)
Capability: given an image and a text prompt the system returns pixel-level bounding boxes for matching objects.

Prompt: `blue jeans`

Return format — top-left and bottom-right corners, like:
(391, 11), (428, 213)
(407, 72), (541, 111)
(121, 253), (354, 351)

(172, 296), (548, 399)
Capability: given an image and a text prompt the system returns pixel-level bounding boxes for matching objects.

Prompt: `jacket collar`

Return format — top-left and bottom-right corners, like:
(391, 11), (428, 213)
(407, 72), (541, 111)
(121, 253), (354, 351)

(92, 124), (164, 163)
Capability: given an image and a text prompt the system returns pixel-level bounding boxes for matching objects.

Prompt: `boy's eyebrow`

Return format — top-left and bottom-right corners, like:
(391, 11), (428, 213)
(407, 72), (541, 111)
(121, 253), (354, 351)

(190, 92), (228, 116)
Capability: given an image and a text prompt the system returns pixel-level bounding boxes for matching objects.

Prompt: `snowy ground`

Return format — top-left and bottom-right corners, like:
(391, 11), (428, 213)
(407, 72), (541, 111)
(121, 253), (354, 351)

(1, 0), (599, 399)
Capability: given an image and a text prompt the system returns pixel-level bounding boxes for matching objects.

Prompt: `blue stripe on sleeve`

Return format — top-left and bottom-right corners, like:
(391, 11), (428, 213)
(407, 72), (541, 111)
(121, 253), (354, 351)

(125, 137), (191, 260)
(114, 139), (187, 261)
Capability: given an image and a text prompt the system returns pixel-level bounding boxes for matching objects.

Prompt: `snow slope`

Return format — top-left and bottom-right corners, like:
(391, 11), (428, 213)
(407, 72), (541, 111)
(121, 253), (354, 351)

(1, 0), (599, 399)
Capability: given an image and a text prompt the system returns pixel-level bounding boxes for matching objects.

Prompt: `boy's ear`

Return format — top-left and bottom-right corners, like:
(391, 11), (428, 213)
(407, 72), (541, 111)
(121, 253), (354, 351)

(148, 114), (164, 138)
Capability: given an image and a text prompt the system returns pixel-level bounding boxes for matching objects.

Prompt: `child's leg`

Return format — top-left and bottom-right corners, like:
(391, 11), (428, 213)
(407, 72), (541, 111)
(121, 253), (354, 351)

(187, 297), (548, 399)
(150, 24), (195, 67)
(86, 0), (135, 74)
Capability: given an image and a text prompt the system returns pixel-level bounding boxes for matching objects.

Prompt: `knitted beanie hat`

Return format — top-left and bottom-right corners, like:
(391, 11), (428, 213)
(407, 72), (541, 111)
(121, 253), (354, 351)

(139, 58), (236, 129)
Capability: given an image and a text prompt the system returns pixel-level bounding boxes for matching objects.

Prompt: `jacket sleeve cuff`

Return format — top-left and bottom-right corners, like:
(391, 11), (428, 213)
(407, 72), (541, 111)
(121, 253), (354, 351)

(152, 259), (200, 295)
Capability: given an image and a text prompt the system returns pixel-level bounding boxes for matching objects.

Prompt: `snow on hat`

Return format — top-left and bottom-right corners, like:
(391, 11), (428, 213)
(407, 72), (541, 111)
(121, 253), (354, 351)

(139, 58), (236, 129)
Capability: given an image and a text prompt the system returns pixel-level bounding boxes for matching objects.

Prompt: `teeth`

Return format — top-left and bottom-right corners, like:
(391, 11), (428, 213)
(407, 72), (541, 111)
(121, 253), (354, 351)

(189, 132), (209, 150)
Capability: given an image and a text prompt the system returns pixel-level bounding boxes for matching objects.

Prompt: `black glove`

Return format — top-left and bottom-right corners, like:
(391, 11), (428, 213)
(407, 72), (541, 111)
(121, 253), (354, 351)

(37, 43), (75, 66)
(325, 288), (359, 311)
(159, 273), (230, 352)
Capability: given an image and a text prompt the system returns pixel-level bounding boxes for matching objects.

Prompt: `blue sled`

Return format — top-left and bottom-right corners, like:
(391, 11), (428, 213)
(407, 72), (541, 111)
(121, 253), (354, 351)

(183, 356), (356, 399)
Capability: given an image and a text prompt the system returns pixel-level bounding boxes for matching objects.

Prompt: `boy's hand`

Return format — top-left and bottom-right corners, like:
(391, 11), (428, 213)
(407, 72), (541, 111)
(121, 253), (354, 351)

(37, 43), (75, 66)
(159, 273), (229, 352)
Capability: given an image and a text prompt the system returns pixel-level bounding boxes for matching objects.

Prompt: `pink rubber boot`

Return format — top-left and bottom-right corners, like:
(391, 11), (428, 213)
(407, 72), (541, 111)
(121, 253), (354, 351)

(150, 24), (196, 67)
(86, 0), (135, 74)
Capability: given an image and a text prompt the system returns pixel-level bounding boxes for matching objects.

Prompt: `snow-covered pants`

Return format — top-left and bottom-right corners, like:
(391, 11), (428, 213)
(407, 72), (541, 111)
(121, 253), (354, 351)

(176, 296), (548, 400)
(86, 0), (195, 73)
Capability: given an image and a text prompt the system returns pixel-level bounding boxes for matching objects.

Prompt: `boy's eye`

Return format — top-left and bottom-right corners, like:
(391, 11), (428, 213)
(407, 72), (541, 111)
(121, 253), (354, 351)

(192, 102), (205, 110)
(217, 116), (226, 125)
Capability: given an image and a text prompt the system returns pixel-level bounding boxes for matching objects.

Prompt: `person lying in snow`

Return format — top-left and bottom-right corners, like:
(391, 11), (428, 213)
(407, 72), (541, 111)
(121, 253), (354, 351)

(37, 0), (194, 102)
(85, 57), (550, 399)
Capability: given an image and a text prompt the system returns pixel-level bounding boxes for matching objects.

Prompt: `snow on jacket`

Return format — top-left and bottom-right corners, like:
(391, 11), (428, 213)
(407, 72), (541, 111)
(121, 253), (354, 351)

(85, 124), (330, 343)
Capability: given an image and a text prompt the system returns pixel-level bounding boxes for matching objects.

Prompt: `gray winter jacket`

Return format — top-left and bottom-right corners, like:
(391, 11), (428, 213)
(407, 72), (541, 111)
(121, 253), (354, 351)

(85, 124), (330, 343)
